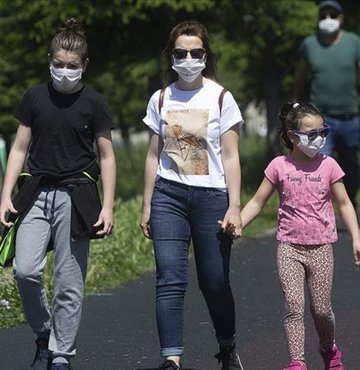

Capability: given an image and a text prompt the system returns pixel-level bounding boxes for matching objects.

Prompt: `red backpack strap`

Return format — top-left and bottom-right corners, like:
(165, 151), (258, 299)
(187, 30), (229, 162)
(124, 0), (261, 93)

(218, 88), (227, 115)
(158, 88), (166, 114)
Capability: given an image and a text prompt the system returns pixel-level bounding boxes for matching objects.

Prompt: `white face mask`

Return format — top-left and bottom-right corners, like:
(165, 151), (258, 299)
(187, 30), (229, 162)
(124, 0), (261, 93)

(318, 18), (340, 34)
(172, 58), (206, 83)
(50, 65), (83, 93)
(296, 134), (326, 158)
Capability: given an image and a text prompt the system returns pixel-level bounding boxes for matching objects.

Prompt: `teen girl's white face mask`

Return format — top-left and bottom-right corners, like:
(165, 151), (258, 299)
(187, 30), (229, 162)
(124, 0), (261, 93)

(296, 134), (326, 158)
(172, 57), (206, 83)
(50, 65), (83, 93)
(318, 18), (340, 34)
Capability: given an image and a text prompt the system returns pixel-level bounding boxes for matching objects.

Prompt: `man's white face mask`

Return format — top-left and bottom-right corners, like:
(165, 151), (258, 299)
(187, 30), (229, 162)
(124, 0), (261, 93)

(318, 18), (340, 34)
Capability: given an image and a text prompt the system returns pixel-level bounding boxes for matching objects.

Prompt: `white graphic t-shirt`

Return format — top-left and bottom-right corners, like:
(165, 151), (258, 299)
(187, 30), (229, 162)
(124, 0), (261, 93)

(143, 79), (243, 190)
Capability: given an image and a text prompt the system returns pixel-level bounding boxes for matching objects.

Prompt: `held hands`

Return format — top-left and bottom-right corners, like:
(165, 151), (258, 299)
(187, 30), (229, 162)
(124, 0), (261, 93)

(0, 197), (18, 228)
(218, 206), (242, 240)
(93, 207), (114, 236)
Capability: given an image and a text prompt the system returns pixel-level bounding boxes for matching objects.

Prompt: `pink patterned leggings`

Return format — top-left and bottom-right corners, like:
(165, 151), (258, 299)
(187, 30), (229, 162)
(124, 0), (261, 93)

(277, 242), (336, 362)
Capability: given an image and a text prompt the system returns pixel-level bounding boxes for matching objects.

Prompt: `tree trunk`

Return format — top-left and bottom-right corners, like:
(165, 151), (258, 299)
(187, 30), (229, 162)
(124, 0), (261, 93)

(121, 126), (130, 147)
(263, 61), (283, 158)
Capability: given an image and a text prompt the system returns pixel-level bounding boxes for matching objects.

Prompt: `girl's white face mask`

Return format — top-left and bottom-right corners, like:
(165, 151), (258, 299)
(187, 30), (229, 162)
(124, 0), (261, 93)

(172, 57), (206, 83)
(50, 65), (83, 93)
(318, 18), (340, 34)
(296, 134), (326, 158)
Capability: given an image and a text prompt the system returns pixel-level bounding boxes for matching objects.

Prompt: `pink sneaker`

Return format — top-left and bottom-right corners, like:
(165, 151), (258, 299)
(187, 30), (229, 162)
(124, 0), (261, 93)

(283, 360), (307, 370)
(320, 344), (344, 370)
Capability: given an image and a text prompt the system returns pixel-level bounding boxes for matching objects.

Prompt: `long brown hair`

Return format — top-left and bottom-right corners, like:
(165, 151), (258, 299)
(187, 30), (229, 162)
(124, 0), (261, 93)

(162, 20), (217, 84)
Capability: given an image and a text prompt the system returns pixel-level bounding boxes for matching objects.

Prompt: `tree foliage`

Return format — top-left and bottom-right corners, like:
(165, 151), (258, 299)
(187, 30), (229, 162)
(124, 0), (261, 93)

(1, 0), (359, 154)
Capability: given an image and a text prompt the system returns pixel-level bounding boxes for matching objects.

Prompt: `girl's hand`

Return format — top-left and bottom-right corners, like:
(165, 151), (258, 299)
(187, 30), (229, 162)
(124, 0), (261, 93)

(93, 207), (113, 236)
(218, 205), (242, 239)
(0, 198), (18, 228)
(140, 208), (152, 239)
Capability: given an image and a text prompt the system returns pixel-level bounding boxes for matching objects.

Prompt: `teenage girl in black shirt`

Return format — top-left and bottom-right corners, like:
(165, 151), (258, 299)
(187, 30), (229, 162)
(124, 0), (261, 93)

(0, 18), (116, 370)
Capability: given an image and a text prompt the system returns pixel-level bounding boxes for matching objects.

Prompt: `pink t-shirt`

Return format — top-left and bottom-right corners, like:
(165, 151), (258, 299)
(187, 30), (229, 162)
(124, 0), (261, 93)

(265, 153), (345, 245)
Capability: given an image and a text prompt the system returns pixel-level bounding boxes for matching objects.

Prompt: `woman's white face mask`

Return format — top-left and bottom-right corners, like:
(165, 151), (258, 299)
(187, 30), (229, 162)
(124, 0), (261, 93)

(172, 57), (206, 83)
(50, 65), (83, 93)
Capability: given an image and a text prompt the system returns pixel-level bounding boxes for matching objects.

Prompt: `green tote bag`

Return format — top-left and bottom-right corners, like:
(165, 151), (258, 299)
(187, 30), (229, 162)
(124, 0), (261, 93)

(0, 221), (17, 268)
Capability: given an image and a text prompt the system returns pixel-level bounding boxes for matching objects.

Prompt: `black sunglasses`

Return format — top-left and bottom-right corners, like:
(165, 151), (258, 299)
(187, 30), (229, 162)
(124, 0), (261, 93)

(172, 48), (206, 60)
(292, 124), (330, 141)
(319, 10), (341, 20)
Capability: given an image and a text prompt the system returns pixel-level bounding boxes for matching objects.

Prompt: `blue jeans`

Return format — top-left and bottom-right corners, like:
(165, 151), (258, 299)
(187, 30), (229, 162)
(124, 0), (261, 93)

(321, 114), (360, 206)
(150, 178), (236, 357)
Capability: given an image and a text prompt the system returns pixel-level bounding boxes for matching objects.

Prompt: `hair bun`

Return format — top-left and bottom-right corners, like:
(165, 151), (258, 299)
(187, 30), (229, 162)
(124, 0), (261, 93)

(59, 17), (86, 38)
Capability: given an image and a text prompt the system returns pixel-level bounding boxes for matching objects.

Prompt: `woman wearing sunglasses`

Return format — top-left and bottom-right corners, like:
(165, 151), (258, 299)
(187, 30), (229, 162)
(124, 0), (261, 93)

(239, 102), (360, 370)
(140, 20), (243, 370)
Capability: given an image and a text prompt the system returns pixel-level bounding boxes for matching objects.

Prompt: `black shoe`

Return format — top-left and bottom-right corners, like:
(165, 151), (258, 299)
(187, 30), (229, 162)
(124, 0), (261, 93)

(158, 359), (182, 369)
(214, 344), (244, 370)
(51, 364), (72, 370)
(31, 337), (51, 370)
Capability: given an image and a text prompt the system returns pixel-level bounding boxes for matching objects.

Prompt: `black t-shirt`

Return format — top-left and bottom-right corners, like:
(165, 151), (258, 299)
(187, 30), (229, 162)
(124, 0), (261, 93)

(14, 82), (114, 177)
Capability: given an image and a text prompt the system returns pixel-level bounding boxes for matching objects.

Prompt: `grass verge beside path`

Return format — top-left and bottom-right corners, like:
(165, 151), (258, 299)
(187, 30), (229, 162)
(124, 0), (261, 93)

(0, 196), (155, 328)
(0, 193), (277, 329)
(0, 134), (278, 328)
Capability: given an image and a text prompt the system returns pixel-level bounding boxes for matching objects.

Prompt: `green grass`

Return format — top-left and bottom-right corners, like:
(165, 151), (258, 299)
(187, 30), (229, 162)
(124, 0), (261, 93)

(239, 134), (278, 236)
(115, 144), (147, 200)
(0, 133), (278, 328)
(0, 196), (155, 328)
(84, 196), (154, 293)
(241, 192), (278, 237)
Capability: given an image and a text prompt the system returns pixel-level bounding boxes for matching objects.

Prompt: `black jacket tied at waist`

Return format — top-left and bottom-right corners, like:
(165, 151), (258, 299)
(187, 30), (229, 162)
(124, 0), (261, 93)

(10, 162), (103, 240)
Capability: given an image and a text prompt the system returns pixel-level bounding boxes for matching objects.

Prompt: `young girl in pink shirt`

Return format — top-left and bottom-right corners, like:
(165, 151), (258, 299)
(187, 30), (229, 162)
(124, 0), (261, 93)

(239, 102), (360, 370)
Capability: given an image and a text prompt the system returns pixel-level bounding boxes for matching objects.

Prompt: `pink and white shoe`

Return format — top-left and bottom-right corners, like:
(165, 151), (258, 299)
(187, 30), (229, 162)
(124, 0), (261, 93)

(320, 344), (344, 370)
(283, 360), (307, 370)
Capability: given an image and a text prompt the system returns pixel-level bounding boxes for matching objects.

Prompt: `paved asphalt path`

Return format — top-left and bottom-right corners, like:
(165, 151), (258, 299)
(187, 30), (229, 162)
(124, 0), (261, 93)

(0, 230), (359, 370)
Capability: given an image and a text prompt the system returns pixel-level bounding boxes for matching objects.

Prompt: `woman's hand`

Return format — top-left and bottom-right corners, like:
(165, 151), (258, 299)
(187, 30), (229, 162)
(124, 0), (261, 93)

(353, 241), (360, 266)
(140, 207), (152, 239)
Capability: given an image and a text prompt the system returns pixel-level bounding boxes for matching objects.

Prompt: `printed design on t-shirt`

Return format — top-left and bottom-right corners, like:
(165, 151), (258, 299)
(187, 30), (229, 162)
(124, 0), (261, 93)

(279, 171), (335, 243)
(164, 108), (209, 175)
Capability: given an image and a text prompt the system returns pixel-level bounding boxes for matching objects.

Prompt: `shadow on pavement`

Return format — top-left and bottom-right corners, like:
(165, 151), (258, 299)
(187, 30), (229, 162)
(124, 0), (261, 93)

(137, 368), (200, 370)
(1, 233), (359, 369)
